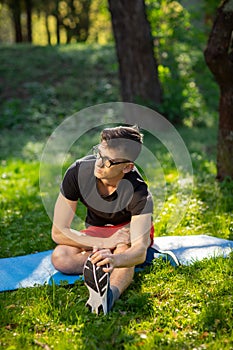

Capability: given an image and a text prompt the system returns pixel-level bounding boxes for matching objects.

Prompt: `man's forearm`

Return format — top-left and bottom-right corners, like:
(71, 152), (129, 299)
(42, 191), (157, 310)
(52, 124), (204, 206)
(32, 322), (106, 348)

(114, 244), (147, 268)
(52, 227), (91, 248)
(64, 227), (108, 248)
(52, 226), (123, 249)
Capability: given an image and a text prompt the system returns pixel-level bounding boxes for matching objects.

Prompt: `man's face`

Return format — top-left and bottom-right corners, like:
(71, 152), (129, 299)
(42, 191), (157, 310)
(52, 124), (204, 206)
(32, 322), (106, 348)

(94, 141), (132, 180)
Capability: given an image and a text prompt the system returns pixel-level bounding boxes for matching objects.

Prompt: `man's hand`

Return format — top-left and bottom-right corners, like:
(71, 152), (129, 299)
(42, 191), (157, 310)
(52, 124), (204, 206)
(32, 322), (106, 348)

(91, 243), (130, 273)
(107, 227), (130, 249)
(90, 249), (117, 273)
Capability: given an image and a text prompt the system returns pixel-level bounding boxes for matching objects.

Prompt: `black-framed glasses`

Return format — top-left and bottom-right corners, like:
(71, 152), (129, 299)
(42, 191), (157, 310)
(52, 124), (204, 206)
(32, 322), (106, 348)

(92, 145), (131, 168)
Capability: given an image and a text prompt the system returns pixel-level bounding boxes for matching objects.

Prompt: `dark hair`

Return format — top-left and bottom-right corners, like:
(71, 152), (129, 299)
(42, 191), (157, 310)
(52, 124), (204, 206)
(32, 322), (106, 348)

(100, 125), (143, 161)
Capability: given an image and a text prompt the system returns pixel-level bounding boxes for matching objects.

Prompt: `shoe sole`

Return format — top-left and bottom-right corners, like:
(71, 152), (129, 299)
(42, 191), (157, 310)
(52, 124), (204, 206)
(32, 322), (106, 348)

(83, 256), (110, 315)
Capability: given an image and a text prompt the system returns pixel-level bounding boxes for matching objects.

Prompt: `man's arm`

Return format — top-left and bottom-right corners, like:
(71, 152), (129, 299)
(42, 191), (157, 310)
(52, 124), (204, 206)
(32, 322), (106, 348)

(91, 213), (152, 271)
(52, 192), (130, 249)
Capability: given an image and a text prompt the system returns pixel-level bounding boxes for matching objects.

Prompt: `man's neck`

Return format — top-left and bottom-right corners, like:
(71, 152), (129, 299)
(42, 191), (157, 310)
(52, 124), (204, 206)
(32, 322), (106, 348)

(97, 175), (124, 196)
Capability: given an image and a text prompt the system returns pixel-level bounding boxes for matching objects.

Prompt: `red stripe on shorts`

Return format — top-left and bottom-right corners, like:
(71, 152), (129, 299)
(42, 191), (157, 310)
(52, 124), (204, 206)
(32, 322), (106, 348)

(81, 222), (129, 238)
(81, 222), (154, 245)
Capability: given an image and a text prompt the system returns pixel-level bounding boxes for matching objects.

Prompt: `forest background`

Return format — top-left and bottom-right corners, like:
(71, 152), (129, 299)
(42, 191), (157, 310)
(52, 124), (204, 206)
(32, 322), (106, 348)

(0, 0), (222, 141)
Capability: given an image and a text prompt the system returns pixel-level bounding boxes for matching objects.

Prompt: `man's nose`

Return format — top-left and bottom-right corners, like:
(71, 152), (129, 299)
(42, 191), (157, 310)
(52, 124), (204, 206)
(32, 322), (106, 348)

(96, 157), (105, 167)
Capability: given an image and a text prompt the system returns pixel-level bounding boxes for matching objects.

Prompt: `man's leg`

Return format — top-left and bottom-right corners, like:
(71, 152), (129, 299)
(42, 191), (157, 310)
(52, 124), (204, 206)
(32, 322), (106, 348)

(52, 245), (91, 274)
(108, 244), (134, 307)
(83, 243), (134, 314)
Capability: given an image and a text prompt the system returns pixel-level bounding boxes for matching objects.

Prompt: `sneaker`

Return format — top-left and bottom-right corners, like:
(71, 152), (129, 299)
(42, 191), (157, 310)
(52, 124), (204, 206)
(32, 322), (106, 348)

(153, 248), (180, 267)
(83, 255), (112, 315)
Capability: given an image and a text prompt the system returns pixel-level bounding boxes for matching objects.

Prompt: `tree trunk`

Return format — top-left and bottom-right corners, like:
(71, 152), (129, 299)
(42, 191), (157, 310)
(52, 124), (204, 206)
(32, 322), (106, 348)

(56, 15), (60, 44)
(55, 0), (60, 44)
(10, 0), (23, 42)
(25, 0), (32, 42)
(108, 0), (162, 108)
(204, 0), (233, 180)
(45, 13), (51, 45)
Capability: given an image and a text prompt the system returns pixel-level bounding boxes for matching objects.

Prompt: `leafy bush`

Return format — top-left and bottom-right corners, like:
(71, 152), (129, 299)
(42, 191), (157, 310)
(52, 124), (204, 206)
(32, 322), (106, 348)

(146, 0), (219, 126)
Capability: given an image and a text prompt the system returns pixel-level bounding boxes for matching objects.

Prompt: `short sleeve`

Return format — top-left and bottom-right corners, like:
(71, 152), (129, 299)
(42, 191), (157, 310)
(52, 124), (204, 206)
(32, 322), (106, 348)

(128, 188), (153, 216)
(60, 162), (80, 201)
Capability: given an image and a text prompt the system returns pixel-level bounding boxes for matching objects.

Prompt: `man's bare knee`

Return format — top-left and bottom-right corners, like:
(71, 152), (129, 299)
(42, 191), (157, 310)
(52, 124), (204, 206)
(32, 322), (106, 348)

(51, 245), (66, 270)
(51, 245), (80, 271)
(51, 245), (92, 274)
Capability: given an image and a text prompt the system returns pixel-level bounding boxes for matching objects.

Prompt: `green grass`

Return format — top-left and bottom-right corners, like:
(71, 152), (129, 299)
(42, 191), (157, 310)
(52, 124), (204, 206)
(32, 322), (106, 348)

(0, 44), (233, 349)
(1, 259), (233, 349)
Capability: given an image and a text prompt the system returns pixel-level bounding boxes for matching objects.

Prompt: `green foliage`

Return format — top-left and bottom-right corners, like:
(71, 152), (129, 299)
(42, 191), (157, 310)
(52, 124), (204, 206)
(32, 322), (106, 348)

(202, 0), (220, 30)
(88, 0), (113, 44)
(0, 44), (120, 141)
(146, 0), (219, 126)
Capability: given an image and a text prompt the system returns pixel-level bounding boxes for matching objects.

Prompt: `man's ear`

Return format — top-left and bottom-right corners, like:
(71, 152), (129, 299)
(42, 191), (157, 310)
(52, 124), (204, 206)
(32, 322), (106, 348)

(122, 163), (134, 173)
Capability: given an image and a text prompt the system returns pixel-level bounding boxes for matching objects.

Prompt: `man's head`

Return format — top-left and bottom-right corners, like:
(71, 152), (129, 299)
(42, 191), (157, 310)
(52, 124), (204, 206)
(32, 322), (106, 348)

(93, 125), (143, 181)
(100, 125), (143, 162)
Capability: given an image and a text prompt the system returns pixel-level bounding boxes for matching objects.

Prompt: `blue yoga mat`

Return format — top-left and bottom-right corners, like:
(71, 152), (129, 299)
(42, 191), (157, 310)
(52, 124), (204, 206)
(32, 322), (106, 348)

(1, 235), (233, 292)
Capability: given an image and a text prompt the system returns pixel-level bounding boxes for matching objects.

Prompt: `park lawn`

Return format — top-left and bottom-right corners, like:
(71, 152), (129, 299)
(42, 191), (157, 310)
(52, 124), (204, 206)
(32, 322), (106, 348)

(0, 44), (233, 349)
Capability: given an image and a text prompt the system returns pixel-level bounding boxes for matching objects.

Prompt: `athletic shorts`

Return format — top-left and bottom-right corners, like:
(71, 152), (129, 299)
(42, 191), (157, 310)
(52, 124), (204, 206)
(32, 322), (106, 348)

(81, 222), (154, 246)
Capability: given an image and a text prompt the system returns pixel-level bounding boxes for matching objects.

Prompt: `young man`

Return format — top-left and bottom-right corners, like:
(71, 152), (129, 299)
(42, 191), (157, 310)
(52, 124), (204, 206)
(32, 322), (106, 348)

(51, 125), (154, 314)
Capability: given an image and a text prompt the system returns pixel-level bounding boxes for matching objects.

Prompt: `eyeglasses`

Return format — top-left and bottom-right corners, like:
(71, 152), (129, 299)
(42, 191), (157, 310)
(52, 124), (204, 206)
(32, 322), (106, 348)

(92, 145), (131, 168)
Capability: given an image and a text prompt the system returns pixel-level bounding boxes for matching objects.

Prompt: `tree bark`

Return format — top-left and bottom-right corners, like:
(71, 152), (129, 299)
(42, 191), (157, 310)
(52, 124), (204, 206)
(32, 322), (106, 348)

(55, 0), (60, 44)
(9, 0), (23, 42)
(25, 0), (32, 42)
(45, 13), (51, 45)
(204, 0), (233, 180)
(108, 0), (162, 108)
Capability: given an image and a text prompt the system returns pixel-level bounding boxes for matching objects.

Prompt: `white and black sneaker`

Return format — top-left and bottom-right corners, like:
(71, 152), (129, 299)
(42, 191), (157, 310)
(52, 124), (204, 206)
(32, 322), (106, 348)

(83, 255), (112, 315)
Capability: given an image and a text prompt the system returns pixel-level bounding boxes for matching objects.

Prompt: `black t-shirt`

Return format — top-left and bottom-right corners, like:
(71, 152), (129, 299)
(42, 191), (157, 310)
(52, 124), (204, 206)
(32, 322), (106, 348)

(61, 156), (153, 227)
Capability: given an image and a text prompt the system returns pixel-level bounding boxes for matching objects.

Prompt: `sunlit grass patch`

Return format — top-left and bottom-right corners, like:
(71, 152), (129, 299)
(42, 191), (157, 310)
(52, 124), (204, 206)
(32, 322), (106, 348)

(0, 160), (53, 257)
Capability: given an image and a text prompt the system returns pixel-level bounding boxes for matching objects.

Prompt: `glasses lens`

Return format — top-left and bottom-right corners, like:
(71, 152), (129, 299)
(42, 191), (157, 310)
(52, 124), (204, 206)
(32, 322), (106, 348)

(92, 145), (115, 168)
